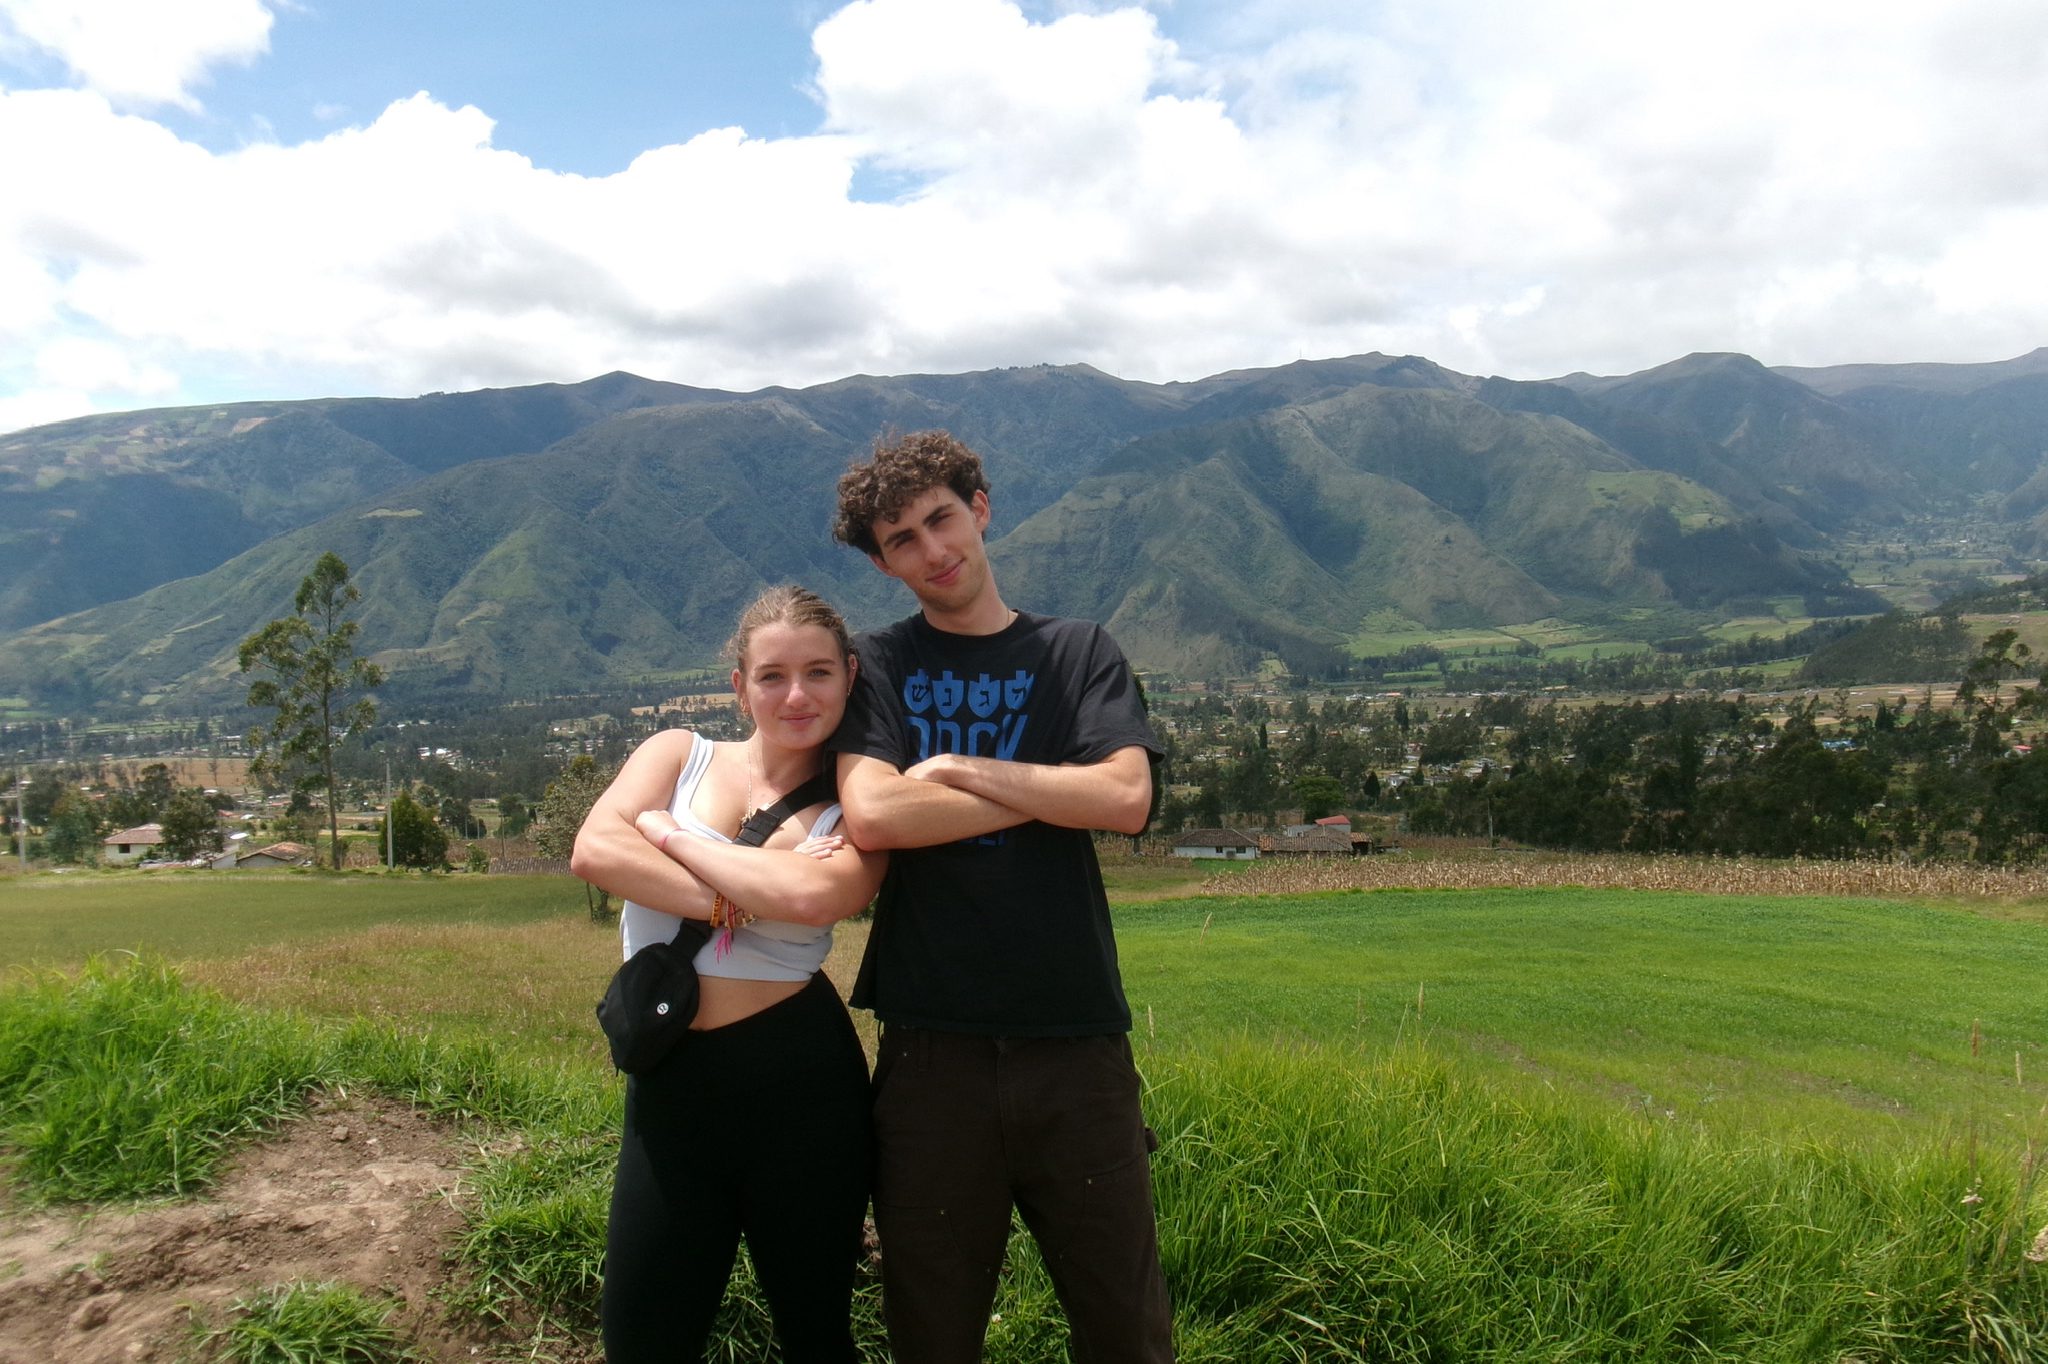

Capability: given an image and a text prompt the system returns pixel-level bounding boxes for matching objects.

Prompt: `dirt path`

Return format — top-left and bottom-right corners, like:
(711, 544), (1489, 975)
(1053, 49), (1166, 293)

(0, 1091), (570, 1363)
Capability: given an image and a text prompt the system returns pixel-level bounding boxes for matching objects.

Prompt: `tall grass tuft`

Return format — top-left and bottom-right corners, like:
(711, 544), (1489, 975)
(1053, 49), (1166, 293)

(0, 954), (322, 1201)
(328, 1020), (614, 1136)
(1145, 1044), (2046, 1362)
(450, 1126), (891, 1356)
(452, 1126), (614, 1328)
(190, 1279), (422, 1364)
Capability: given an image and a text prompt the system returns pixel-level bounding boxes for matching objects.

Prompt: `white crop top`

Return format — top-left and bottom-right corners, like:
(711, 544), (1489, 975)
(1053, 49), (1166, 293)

(618, 734), (840, 983)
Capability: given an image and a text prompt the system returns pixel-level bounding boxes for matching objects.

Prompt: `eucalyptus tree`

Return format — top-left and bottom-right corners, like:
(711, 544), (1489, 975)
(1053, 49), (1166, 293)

(238, 552), (384, 870)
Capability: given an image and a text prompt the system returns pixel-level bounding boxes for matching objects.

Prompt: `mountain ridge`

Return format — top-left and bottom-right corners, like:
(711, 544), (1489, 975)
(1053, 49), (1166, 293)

(0, 347), (2039, 704)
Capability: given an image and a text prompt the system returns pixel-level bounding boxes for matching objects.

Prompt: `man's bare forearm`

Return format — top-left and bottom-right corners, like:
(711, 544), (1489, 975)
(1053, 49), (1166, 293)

(835, 752), (1030, 849)
(910, 746), (1151, 834)
(836, 747), (1152, 850)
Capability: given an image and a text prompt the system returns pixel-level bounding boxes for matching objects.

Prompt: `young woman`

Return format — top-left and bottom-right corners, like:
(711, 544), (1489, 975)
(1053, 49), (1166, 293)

(570, 585), (885, 1364)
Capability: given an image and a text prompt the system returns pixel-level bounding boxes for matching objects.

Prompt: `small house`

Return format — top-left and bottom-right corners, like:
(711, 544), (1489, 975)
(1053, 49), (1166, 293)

(1262, 827), (1355, 857)
(237, 840), (315, 869)
(102, 823), (163, 865)
(1170, 828), (1261, 860)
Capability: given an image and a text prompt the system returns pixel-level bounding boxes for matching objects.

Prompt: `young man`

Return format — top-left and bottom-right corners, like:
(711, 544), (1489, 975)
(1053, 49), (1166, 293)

(828, 430), (1174, 1364)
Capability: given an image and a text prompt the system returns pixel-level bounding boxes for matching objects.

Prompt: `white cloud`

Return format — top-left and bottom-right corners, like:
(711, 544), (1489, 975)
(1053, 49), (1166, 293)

(3, 0), (2046, 433)
(0, 0), (273, 109)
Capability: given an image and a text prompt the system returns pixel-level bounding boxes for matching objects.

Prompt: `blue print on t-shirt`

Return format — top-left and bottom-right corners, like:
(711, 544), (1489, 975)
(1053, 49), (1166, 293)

(903, 668), (1034, 762)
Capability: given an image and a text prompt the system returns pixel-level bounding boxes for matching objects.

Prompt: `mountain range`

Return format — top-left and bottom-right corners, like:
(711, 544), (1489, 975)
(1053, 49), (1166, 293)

(3, 346), (2044, 707)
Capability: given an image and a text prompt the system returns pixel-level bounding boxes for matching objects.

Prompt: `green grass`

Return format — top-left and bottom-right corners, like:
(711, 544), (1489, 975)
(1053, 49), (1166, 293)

(0, 956), (321, 1200)
(192, 1280), (422, 1364)
(1098, 847), (1245, 898)
(1499, 617), (1611, 649)
(1752, 657), (1809, 682)
(1349, 610), (1685, 668)
(1585, 471), (1728, 529)
(1962, 610), (2048, 661)
(1148, 1045), (2044, 1362)
(0, 870), (576, 969)
(3, 953), (2042, 1362)
(5, 879), (2048, 1360)
(1702, 613), (1819, 644)
(1119, 888), (2048, 1145)
(1348, 610), (1511, 656)
(1526, 637), (1654, 663)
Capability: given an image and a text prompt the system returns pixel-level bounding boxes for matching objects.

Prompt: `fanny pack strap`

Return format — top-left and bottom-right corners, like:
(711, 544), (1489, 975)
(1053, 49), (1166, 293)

(733, 769), (837, 848)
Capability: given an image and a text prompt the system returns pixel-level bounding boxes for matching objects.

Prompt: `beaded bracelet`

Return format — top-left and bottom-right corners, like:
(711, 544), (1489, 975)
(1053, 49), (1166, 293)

(710, 892), (754, 930)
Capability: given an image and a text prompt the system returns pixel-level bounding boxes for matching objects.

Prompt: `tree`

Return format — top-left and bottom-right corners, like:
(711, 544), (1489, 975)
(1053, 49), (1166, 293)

(1418, 712), (1482, 766)
(377, 790), (450, 870)
(22, 769), (64, 828)
(496, 794), (531, 838)
(1292, 771), (1346, 822)
(135, 762), (175, 814)
(103, 788), (153, 833)
(239, 553), (384, 870)
(44, 787), (101, 864)
(438, 794), (486, 839)
(159, 787), (226, 860)
(536, 755), (618, 919)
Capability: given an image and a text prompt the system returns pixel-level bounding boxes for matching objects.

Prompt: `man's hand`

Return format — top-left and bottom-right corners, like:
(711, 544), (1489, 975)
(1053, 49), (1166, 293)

(903, 752), (974, 786)
(838, 746), (1152, 849)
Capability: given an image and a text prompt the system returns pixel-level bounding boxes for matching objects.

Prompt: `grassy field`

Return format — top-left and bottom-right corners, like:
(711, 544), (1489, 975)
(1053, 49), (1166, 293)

(1119, 888), (2048, 1145)
(0, 870), (573, 970)
(1702, 609), (1818, 644)
(5, 867), (2044, 1145)
(4, 868), (2046, 1360)
(1347, 611), (1675, 672)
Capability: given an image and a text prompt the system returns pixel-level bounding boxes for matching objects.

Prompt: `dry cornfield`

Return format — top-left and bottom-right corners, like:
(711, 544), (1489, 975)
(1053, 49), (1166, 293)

(1200, 850), (2048, 904)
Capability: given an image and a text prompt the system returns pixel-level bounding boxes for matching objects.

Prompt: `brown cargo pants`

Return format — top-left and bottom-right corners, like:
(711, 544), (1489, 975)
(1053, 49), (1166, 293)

(870, 1027), (1174, 1364)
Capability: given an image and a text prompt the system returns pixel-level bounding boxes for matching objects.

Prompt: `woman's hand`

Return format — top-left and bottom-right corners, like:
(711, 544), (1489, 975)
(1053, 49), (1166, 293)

(637, 809), (682, 847)
(641, 812), (836, 861)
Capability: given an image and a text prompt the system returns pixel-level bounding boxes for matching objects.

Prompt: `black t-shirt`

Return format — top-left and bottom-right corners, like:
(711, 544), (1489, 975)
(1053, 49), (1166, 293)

(828, 610), (1161, 1035)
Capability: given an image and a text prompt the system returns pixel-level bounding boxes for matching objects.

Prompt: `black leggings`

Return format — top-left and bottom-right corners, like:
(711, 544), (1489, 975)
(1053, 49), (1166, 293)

(602, 972), (872, 1363)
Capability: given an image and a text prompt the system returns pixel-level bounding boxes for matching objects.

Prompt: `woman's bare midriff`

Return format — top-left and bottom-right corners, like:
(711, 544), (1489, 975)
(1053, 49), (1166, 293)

(691, 975), (808, 1031)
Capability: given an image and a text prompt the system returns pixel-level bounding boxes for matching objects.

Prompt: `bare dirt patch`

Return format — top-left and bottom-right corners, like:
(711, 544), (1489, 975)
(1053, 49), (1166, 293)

(0, 1091), (553, 1364)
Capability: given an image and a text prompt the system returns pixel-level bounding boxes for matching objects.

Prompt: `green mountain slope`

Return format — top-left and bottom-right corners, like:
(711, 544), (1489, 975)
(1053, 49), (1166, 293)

(1, 401), (890, 705)
(1554, 352), (1920, 525)
(1832, 375), (2048, 497)
(997, 384), (1832, 673)
(2, 345), (2039, 702)
(0, 373), (738, 632)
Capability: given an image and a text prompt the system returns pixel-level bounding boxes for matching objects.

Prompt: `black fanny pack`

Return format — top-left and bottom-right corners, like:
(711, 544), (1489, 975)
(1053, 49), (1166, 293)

(595, 769), (836, 1074)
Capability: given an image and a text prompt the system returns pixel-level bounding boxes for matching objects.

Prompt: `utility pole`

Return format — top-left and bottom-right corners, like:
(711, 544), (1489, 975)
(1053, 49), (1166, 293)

(384, 755), (395, 871)
(14, 766), (26, 874)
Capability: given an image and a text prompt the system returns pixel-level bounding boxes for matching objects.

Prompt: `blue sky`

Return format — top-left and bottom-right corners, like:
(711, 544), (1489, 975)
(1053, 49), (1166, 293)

(2, 0), (2044, 433)
(149, 1), (830, 176)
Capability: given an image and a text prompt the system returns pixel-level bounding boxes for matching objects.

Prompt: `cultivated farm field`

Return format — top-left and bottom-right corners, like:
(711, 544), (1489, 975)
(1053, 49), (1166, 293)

(2, 862), (2045, 1361)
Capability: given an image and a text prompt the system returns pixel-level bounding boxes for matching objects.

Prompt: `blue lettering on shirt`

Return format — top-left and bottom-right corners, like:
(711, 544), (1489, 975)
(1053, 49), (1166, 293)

(902, 667), (1039, 848)
(904, 670), (1036, 763)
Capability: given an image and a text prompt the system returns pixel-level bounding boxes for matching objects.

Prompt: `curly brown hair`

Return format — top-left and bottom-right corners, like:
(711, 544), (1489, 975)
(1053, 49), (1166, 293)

(831, 430), (990, 556)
